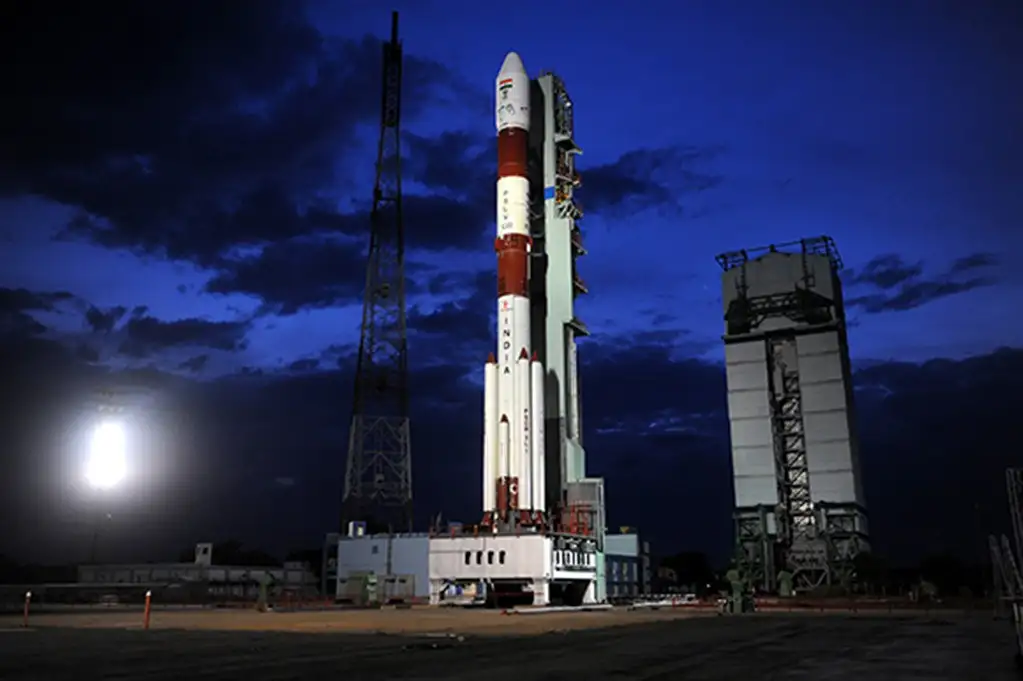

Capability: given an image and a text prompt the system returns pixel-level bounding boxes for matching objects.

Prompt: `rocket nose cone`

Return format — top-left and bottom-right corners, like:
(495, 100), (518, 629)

(499, 52), (527, 77)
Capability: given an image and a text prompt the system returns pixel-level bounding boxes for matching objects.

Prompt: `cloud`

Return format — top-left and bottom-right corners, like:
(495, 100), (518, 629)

(407, 270), (494, 365)
(846, 252), (999, 313)
(0, 288), (74, 312)
(84, 305), (128, 333)
(1, 1), (464, 267)
(206, 236), (366, 314)
(0, 287), (74, 337)
(178, 354), (210, 373)
(119, 316), (251, 358)
(288, 358), (320, 372)
(947, 252), (998, 275)
(582, 146), (724, 216)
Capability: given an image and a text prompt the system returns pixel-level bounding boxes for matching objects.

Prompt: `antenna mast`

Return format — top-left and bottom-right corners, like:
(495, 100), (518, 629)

(341, 11), (413, 533)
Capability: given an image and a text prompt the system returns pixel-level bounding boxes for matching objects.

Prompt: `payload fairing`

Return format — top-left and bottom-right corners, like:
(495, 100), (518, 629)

(483, 52), (546, 527)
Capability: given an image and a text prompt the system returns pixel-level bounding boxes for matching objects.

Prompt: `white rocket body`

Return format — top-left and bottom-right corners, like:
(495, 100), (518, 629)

(483, 52), (547, 524)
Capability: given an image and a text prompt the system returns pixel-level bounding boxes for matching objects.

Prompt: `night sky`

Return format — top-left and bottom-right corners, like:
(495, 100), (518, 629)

(1, 0), (1020, 568)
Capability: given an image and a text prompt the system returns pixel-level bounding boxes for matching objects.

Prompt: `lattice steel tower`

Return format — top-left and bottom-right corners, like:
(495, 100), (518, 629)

(341, 11), (413, 534)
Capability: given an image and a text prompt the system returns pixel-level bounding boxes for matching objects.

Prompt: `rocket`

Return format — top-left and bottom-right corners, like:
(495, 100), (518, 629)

(483, 52), (546, 527)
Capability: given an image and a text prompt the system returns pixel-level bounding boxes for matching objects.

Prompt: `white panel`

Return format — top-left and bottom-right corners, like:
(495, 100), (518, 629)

(604, 534), (639, 557)
(734, 475), (778, 506)
(806, 472), (857, 503)
(798, 353), (844, 383)
(728, 389), (771, 420)
(726, 339), (777, 508)
(337, 537), (390, 576)
(732, 446), (776, 477)
(800, 381), (847, 413)
(428, 535), (550, 581)
(725, 340), (766, 367)
(744, 253), (801, 299)
(806, 440), (854, 473)
(803, 411), (851, 443)
(389, 536), (431, 597)
(497, 176), (530, 238)
(797, 331), (840, 356)
(530, 359), (546, 512)
(806, 439), (860, 504)
(727, 364), (770, 393)
(795, 330), (862, 505)
(729, 417), (773, 449)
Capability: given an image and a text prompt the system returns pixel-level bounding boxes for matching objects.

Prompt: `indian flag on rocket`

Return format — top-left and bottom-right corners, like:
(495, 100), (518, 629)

(499, 78), (513, 91)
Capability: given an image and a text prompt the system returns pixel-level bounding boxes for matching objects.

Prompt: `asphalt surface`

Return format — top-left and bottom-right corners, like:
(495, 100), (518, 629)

(0, 610), (1017, 680)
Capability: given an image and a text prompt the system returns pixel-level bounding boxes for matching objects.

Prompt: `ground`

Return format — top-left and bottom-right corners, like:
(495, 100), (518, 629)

(0, 608), (1017, 680)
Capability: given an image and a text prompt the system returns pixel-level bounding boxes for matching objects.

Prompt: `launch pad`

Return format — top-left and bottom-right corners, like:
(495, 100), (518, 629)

(428, 55), (604, 605)
(428, 533), (598, 607)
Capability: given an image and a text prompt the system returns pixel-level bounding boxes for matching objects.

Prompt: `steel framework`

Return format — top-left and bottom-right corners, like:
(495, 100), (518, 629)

(341, 12), (413, 534)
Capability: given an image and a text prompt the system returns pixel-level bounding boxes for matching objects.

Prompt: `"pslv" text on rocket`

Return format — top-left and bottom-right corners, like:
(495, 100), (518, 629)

(483, 52), (546, 528)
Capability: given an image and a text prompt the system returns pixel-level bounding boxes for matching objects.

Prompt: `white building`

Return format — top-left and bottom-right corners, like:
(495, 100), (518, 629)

(326, 532), (430, 603)
(327, 527), (646, 606)
(77, 543), (318, 601)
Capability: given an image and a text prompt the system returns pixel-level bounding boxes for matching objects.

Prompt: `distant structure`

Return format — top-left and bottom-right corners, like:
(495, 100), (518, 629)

(342, 11), (413, 534)
(78, 542), (319, 603)
(716, 236), (868, 593)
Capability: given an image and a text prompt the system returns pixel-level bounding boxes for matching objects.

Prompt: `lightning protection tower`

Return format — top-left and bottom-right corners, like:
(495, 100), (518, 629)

(342, 11), (413, 534)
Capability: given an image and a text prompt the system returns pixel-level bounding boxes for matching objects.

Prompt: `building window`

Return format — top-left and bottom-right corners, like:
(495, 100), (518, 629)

(499, 550), (506, 565)
(487, 551), (494, 565)
(476, 551), (483, 565)
(371, 545), (379, 554)
(464, 551), (471, 565)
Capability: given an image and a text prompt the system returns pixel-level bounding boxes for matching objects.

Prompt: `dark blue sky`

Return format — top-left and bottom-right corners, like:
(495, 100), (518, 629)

(0, 0), (1020, 567)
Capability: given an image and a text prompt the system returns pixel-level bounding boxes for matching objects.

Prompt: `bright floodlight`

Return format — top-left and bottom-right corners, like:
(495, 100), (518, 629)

(86, 421), (127, 489)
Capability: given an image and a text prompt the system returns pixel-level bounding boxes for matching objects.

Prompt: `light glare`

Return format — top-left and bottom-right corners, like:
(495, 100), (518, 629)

(86, 421), (126, 489)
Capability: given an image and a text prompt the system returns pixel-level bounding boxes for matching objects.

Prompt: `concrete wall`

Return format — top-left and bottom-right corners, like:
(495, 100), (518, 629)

(796, 331), (864, 506)
(605, 533), (639, 557)
(429, 535), (551, 582)
(726, 340), (777, 507)
(336, 534), (430, 598)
